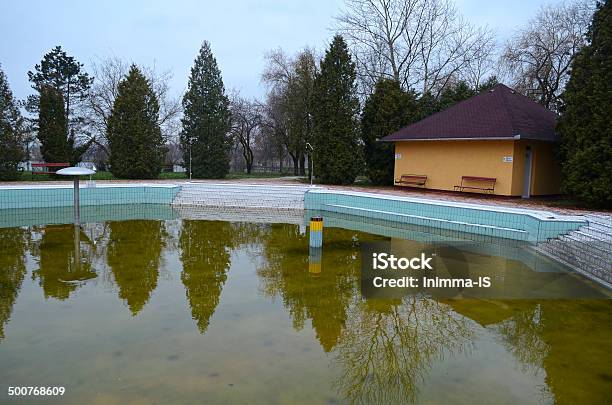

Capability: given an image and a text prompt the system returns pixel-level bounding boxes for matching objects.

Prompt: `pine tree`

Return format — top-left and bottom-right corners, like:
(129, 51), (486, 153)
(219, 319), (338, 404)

(27, 46), (93, 163)
(0, 66), (25, 180)
(38, 85), (71, 163)
(181, 42), (231, 179)
(312, 35), (361, 184)
(107, 65), (164, 179)
(27, 46), (92, 133)
(361, 79), (418, 185)
(558, 0), (612, 208)
(436, 81), (477, 111)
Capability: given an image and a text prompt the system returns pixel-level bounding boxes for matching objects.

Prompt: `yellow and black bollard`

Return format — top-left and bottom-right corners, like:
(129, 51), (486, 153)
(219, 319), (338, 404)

(309, 217), (323, 248)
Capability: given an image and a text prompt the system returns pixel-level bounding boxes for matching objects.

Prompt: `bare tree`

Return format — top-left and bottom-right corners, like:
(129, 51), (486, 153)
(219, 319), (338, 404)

(85, 56), (182, 155)
(229, 94), (263, 174)
(165, 140), (183, 166)
(500, 0), (594, 110)
(336, 0), (496, 96)
(262, 47), (317, 176)
(260, 91), (290, 173)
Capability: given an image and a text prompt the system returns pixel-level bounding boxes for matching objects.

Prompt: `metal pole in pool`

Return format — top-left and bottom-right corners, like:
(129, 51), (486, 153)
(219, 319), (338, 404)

(56, 167), (96, 226)
(309, 216), (323, 248)
(74, 177), (80, 225)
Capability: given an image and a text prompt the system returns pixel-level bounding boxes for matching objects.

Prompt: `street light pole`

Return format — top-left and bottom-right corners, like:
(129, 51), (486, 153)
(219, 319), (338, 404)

(306, 142), (314, 186)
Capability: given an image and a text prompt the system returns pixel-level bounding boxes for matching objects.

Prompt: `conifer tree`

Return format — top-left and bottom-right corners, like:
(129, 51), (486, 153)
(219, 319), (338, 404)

(312, 35), (361, 184)
(0, 66), (24, 180)
(107, 65), (164, 179)
(181, 42), (231, 178)
(27, 46), (93, 163)
(558, 0), (611, 208)
(38, 85), (71, 163)
(361, 79), (418, 185)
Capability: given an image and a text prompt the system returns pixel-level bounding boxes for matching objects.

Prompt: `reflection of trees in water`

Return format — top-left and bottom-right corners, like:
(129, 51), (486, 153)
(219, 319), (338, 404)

(179, 220), (236, 334)
(107, 221), (166, 315)
(492, 300), (612, 405)
(258, 225), (365, 352)
(493, 303), (548, 372)
(0, 228), (28, 340)
(32, 225), (96, 300)
(333, 297), (474, 404)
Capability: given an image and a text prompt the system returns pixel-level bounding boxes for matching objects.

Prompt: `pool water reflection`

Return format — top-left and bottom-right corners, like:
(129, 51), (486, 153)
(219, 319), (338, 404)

(0, 219), (610, 404)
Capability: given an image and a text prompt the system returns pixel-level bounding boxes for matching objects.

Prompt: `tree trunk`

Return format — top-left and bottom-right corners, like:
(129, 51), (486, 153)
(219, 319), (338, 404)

(290, 152), (299, 175)
(299, 153), (306, 176)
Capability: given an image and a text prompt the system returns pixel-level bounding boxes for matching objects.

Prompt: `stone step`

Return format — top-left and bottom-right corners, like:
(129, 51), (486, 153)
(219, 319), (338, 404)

(536, 213), (612, 288)
(539, 242), (608, 272)
(556, 235), (611, 264)
(576, 227), (612, 241)
(586, 214), (612, 230)
(536, 244), (610, 284)
(543, 240), (609, 272)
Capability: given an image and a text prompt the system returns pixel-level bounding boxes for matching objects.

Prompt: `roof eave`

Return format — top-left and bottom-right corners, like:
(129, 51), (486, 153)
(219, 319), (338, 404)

(381, 136), (519, 142)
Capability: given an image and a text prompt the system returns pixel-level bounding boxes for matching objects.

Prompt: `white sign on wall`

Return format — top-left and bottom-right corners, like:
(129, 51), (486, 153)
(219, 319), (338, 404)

(503, 156), (513, 163)
(395, 153), (402, 160)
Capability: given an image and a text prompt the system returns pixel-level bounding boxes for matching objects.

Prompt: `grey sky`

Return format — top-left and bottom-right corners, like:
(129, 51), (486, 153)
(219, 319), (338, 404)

(0, 0), (565, 103)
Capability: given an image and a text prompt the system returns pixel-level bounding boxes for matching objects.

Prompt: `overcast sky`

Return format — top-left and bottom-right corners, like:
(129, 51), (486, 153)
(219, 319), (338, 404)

(0, 0), (566, 103)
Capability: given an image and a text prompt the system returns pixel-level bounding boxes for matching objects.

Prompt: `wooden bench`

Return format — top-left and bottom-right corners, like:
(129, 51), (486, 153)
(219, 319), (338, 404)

(31, 162), (70, 178)
(395, 174), (427, 187)
(454, 176), (496, 193)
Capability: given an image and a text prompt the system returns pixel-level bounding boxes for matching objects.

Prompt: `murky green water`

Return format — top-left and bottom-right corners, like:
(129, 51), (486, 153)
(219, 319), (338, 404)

(0, 217), (610, 404)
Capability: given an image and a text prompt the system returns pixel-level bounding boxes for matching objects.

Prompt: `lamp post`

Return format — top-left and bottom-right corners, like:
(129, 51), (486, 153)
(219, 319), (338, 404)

(56, 167), (96, 226)
(188, 136), (196, 180)
(306, 142), (314, 186)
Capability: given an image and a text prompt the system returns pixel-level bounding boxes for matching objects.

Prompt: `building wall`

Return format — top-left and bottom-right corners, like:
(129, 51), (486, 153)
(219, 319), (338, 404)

(393, 140), (516, 195)
(511, 140), (562, 196)
(393, 140), (561, 196)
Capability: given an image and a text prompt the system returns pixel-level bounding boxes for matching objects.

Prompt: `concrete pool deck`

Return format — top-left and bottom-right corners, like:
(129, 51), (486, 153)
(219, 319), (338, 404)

(3, 177), (609, 216)
(0, 180), (590, 240)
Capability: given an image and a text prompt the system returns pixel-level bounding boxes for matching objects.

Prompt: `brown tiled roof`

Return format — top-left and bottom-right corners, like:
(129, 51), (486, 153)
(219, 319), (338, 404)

(383, 84), (558, 142)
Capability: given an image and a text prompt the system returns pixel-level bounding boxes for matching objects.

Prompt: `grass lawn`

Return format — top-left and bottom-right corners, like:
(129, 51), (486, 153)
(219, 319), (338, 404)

(17, 170), (293, 181)
(226, 172), (294, 179)
(19, 170), (116, 181)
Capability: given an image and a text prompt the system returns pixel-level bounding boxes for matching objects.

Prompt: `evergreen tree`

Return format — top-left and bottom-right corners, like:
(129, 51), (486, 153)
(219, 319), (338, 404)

(415, 92), (440, 120)
(27, 46), (92, 133)
(416, 78), (499, 121)
(0, 66), (24, 180)
(312, 35), (361, 184)
(477, 76), (500, 92)
(27, 46), (93, 163)
(558, 0), (611, 208)
(107, 65), (164, 179)
(436, 81), (477, 111)
(38, 86), (71, 163)
(181, 42), (231, 179)
(361, 79), (418, 185)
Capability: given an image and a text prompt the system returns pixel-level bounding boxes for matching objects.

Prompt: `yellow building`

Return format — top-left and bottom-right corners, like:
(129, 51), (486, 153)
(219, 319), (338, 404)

(383, 84), (561, 197)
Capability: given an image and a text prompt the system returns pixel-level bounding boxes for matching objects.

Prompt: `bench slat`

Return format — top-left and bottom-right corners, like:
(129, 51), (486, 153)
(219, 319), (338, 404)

(31, 163), (70, 177)
(32, 163), (70, 167)
(395, 174), (427, 186)
(454, 175), (496, 193)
